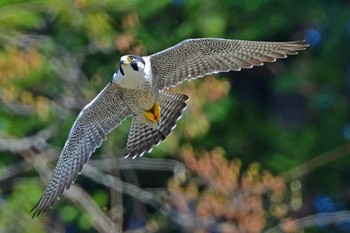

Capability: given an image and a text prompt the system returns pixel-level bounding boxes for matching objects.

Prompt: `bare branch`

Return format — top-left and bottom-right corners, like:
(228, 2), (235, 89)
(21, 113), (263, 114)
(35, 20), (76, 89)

(264, 211), (350, 233)
(81, 164), (183, 226)
(64, 185), (116, 233)
(31, 150), (116, 233)
(0, 125), (57, 153)
(0, 161), (30, 182)
(88, 157), (187, 179)
(283, 143), (350, 181)
(0, 101), (35, 116)
(103, 152), (123, 232)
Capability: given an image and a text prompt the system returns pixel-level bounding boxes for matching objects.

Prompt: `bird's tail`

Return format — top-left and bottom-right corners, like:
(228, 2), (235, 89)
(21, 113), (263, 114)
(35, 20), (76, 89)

(124, 92), (188, 158)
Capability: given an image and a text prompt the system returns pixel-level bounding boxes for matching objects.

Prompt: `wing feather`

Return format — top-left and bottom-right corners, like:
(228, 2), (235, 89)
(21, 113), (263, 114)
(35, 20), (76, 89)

(149, 38), (308, 89)
(124, 92), (188, 159)
(31, 82), (132, 217)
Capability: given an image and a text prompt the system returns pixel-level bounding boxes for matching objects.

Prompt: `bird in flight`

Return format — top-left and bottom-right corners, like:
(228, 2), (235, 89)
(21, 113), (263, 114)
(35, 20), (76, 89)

(31, 38), (308, 217)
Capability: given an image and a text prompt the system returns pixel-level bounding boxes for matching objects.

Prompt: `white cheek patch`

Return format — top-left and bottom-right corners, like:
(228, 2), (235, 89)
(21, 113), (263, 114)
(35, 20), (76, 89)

(138, 61), (145, 70)
(112, 56), (151, 88)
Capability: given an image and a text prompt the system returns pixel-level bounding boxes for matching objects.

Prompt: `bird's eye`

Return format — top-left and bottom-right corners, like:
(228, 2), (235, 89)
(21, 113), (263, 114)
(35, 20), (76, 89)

(128, 56), (135, 62)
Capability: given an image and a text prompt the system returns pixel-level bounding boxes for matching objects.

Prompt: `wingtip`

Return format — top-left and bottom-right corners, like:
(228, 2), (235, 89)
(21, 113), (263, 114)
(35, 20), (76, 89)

(30, 192), (56, 218)
(31, 210), (40, 219)
(284, 40), (308, 47)
(292, 40), (310, 49)
(30, 205), (41, 219)
(299, 41), (310, 49)
(30, 202), (48, 219)
(30, 197), (42, 218)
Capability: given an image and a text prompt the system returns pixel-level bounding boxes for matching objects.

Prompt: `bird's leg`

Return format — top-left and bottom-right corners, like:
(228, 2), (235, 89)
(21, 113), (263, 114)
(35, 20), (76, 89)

(145, 101), (161, 123)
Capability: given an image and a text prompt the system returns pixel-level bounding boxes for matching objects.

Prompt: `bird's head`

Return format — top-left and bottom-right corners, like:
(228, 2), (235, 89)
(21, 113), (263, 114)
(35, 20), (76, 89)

(120, 55), (146, 73)
(113, 55), (147, 87)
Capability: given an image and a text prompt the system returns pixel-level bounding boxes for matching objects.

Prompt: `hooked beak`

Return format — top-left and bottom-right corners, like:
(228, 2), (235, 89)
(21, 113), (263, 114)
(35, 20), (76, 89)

(120, 58), (130, 65)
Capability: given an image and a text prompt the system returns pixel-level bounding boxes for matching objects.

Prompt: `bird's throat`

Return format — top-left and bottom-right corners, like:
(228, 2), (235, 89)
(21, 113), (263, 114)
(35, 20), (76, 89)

(145, 101), (160, 123)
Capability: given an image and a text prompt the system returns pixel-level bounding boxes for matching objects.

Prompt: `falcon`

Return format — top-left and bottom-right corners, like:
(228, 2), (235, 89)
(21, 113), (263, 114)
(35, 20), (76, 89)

(31, 38), (308, 217)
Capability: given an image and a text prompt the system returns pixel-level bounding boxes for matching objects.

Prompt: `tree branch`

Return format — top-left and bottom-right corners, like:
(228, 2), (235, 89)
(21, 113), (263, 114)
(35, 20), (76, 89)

(0, 124), (57, 153)
(88, 157), (187, 179)
(81, 164), (183, 226)
(264, 211), (350, 233)
(30, 150), (116, 233)
(283, 143), (350, 181)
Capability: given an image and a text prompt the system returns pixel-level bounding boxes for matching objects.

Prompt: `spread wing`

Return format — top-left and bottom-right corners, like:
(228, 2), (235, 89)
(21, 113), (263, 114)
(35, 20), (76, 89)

(31, 82), (132, 217)
(149, 38), (308, 89)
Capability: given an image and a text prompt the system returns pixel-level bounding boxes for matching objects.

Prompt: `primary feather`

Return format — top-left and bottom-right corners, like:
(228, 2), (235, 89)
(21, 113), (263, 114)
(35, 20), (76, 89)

(150, 39), (307, 89)
(31, 83), (131, 217)
(32, 38), (308, 217)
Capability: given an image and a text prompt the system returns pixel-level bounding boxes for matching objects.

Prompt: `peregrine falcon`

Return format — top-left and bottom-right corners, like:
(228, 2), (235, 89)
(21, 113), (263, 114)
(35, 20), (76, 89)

(31, 38), (308, 216)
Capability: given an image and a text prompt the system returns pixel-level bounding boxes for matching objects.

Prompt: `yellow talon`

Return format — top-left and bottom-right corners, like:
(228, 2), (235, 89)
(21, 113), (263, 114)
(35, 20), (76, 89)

(145, 111), (158, 123)
(153, 101), (160, 121)
(145, 101), (161, 123)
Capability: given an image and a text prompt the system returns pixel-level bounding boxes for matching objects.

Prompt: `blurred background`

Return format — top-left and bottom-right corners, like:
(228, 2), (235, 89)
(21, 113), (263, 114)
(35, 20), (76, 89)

(0, 0), (350, 232)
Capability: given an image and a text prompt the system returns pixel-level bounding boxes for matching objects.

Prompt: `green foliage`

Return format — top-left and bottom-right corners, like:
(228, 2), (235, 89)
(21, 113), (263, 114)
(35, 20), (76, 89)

(78, 213), (93, 231)
(60, 205), (79, 222)
(92, 190), (108, 207)
(0, 180), (47, 233)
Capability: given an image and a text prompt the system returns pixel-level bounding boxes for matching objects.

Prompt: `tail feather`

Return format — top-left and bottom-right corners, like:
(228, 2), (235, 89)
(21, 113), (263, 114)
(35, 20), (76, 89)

(124, 92), (188, 158)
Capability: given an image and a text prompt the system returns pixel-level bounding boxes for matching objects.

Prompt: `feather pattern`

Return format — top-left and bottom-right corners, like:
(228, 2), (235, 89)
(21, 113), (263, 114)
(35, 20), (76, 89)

(124, 92), (188, 158)
(32, 38), (308, 217)
(149, 38), (308, 89)
(31, 82), (132, 217)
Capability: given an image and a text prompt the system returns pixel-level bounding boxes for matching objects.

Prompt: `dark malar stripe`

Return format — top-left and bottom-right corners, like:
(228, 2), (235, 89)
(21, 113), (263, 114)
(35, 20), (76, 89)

(131, 62), (139, 71)
(118, 64), (125, 75)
